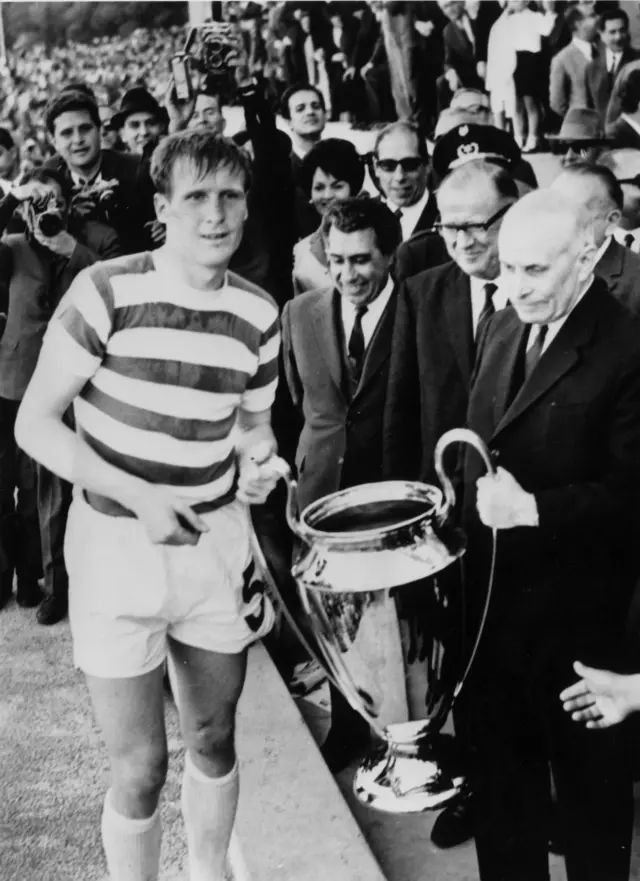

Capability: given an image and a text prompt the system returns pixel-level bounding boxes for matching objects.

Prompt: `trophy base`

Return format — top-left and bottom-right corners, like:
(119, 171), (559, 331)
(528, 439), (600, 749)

(353, 725), (465, 814)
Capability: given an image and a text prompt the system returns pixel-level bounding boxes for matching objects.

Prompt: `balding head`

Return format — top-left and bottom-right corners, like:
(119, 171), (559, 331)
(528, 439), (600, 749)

(550, 164), (622, 247)
(499, 190), (598, 324)
(599, 148), (640, 229)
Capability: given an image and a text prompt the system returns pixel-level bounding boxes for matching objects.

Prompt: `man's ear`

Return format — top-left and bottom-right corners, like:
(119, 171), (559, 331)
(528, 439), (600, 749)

(154, 191), (169, 224)
(605, 207), (622, 236)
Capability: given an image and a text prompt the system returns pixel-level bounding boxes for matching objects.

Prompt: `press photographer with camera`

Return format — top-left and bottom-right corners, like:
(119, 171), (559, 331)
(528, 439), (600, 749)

(0, 167), (121, 624)
(43, 89), (157, 254)
(164, 22), (296, 308)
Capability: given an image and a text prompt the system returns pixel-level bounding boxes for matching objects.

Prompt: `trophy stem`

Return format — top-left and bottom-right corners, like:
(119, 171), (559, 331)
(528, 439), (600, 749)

(353, 723), (466, 814)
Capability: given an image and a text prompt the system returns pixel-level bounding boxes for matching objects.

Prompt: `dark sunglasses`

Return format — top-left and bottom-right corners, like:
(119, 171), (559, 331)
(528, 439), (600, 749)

(433, 203), (511, 237)
(617, 175), (640, 187)
(375, 157), (424, 173)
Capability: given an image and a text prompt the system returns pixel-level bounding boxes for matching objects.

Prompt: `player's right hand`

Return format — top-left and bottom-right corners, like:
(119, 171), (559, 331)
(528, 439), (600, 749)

(133, 486), (209, 546)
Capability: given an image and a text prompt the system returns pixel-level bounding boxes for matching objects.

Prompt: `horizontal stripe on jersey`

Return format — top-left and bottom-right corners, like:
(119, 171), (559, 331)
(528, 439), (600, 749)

(47, 251), (280, 508)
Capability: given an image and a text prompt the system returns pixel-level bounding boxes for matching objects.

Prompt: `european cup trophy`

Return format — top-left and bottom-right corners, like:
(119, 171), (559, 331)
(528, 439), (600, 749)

(253, 428), (496, 814)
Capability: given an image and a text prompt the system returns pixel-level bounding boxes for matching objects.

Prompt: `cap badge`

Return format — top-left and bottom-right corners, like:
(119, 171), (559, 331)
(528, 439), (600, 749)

(458, 142), (480, 159)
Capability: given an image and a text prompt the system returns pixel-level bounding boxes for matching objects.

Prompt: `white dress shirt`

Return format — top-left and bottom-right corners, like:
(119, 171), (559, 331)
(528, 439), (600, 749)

(572, 37), (593, 61)
(387, 189), (431, 241)
(469, 275), (509, 338)
(606, 48), (623, 75)
(341, 276), (394, 351)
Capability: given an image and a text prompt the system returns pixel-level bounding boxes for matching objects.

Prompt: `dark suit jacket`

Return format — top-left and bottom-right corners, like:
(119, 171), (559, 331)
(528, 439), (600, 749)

(410, 191), (440, 237)
(392, 230), (451, 283)
(464, 280), (640, 671)
(384, 261), (474, 483)
(585, 47), (640, 122)
(608, 115), (640, 149)
(46, 148), (155, 254)
(595, 238), (640, 313)
(443, 19), (480, 86)
(281, 284), (396, 510)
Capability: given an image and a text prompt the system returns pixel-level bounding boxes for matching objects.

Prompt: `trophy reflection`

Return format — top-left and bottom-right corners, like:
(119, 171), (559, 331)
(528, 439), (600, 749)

(278, 428), (495, 814)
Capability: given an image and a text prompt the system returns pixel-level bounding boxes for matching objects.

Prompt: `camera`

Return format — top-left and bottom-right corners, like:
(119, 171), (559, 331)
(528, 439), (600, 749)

(201, 23), (236, 72)
(183, 22), (238, 78)
(29, 194), (65, 238)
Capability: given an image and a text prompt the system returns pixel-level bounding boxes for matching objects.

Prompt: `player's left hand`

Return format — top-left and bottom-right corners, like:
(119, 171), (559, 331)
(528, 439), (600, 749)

(237, 445), (288, 505)
(476, 466), (538, 529)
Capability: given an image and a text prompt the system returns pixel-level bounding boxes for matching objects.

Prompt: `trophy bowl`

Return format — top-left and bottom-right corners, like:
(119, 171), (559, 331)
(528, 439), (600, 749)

(257, 429), (495, 814)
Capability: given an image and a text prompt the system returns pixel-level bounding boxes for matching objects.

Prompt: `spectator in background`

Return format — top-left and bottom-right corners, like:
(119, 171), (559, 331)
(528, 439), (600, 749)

(551, 162), (640, 311)
(501, 0), (556, 153)
(0, 167), (120, 622)
(43, 89), (156, 254)
(600, 147), (640, 250)
(281, 82), (327, 165)
(608, 68), (640, 148)
(550, 5), (599, 119)
(585, 8), (639, 125)
(0, 127), (20, 185)
(112, 87), (168, 158)
(292, 138), (365, 295)
(98, 105), (121, 151)
(371, 121), (437, 241)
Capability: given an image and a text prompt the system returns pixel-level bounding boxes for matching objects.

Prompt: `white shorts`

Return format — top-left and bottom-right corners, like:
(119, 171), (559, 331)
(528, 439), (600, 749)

(65, 494), (275, 678)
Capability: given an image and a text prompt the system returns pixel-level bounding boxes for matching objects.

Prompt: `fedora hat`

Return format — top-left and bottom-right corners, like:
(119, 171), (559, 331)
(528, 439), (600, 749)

(547, 107), (612, 143)
(432, 123), (521, 180)
(112, 87), (169, 131)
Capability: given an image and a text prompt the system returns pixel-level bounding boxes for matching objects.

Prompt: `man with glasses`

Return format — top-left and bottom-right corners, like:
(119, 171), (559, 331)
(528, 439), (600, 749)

(384, 159), (519, 848)
(371, 121), (438, 241)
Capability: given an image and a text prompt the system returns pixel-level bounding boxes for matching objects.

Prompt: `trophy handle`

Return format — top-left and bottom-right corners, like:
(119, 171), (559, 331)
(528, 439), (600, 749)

(433, 428), (496, 521)
(432, 428), (497, 699)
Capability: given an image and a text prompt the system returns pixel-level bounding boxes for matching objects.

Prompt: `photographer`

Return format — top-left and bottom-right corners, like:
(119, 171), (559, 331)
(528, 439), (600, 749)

(43, 89), (157, 254)
(165, 28), (296, 308)
(0, 167), (121, 624)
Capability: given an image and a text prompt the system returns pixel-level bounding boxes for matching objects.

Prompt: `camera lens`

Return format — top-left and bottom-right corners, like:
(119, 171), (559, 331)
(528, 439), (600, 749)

(37, 211), (64, 237)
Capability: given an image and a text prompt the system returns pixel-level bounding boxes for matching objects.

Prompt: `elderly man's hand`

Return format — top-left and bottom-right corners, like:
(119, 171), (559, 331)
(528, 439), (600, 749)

(476, 466), (538, 529)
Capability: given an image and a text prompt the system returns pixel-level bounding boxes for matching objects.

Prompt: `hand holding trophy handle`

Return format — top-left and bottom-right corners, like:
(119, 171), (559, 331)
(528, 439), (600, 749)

(434, 427), (496, 520)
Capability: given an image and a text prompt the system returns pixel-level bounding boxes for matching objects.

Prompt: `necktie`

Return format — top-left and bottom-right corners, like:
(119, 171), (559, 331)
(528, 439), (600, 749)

(524, 324), (548, 381)
(348, 304), (368, 375)
(477, 282), (497, 341)
(394, 207), (403, 221)
(624, 232), (636, 250)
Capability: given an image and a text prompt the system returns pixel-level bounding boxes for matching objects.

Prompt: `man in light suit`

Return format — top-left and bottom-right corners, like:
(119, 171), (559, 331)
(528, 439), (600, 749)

(551, 162), (640, 313)
(463, 188), (640, 881)
(383, 160), (518, 849)
(281, 196), (401, 770)
(585, 8), (639, 124)
(550, 6), (599, 119)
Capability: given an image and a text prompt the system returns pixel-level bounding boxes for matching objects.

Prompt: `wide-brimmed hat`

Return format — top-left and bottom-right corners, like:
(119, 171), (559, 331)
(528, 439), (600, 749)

(112, 87), (168, 131)
(432, 123), (521, 179)
(547, 107), (613, 144)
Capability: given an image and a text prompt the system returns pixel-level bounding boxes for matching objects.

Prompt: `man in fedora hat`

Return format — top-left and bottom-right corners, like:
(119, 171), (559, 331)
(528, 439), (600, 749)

(547, 106), (613, 166)
(113, 87), (169, 158)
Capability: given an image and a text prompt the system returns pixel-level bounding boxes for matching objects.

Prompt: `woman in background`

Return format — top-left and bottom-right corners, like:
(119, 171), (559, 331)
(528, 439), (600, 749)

(292, 137), (365, 296)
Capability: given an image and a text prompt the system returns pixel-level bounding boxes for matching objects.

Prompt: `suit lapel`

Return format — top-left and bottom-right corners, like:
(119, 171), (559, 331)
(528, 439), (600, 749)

(444, 267), (473, 384)
(493, 286), (600, 439)
(311, 289), (347, 399)
(354, 291), (397, 398)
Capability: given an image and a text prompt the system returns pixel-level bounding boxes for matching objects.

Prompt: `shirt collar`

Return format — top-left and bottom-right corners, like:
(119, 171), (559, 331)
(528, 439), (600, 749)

(606, 47), (622, 69)
(594, 234), (612, 264)
(341, 274), (394, 320)
(386, 189), (431, 240)
(572, 36), (593, 60)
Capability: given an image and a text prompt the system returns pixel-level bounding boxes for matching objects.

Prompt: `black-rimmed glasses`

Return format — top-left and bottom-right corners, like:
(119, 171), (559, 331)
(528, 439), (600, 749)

(375, 157), (425, 174)
(617, 175), (640, 187)
(432, 203), (512, 237)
